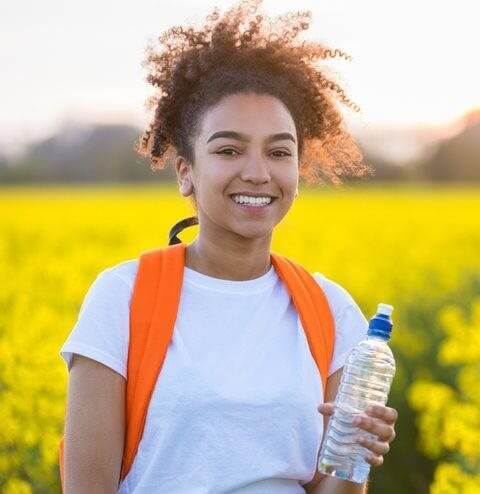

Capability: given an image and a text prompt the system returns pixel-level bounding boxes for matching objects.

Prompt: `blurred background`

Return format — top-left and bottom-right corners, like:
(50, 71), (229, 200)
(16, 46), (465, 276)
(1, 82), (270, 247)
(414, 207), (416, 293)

(0, 0), (479, 493)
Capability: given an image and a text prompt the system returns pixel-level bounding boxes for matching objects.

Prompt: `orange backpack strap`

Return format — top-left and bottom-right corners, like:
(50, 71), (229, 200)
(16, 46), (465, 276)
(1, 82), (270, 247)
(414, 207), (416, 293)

(119, 242), (185, 482)
(270, 251), (335, 393)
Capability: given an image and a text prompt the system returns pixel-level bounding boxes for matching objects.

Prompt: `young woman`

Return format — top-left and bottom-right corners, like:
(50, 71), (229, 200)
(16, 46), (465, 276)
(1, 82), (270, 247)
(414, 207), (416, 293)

(59, 1), (397, 492)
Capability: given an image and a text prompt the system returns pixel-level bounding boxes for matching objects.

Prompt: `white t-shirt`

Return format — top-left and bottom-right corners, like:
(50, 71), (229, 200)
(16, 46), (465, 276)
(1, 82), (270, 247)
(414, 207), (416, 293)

(59, 258), (368, 493)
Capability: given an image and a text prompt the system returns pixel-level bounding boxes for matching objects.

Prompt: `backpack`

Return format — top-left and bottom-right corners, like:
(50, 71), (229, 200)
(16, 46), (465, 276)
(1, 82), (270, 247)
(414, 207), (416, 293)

(58, 242), (335, 491)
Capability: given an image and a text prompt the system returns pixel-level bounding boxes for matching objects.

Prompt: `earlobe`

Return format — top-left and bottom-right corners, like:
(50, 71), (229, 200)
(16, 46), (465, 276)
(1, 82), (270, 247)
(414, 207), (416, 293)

(180, 177), (194, 197)
(175, 155), (194, 197)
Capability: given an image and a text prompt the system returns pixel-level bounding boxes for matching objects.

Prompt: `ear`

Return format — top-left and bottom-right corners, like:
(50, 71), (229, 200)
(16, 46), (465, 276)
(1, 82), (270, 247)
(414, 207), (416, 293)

(174, 155), (194, 197)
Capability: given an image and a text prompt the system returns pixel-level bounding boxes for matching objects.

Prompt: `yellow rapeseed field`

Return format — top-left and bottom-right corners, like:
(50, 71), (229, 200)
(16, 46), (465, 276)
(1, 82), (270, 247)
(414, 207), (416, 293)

(0, 183), (479, 493)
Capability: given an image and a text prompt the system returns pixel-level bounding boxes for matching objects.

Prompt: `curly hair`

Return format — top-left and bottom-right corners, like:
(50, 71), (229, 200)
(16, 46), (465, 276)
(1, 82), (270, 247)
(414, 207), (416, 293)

(135, 0), (373, 186)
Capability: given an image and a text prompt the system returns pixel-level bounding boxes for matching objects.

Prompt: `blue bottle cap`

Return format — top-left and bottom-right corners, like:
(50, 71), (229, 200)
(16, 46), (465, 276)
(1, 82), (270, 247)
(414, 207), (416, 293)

(367, 303), (394, 340)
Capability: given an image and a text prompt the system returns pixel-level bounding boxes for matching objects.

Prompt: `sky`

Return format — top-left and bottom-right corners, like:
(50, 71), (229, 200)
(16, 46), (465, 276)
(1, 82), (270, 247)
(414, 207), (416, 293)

(1, 0), (479, 155)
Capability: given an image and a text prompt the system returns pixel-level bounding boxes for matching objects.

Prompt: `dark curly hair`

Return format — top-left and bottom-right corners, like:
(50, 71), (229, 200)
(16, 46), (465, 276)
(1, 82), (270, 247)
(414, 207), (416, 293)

(134, 0), (374, 244)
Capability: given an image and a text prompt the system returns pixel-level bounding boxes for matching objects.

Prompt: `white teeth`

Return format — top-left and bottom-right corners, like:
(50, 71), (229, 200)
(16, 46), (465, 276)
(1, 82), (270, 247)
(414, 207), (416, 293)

(232, 194), (272, 206)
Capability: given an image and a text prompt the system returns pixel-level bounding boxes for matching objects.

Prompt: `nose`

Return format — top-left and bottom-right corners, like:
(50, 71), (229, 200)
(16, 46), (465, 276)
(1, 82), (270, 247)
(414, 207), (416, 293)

(240, 154), (271, 184)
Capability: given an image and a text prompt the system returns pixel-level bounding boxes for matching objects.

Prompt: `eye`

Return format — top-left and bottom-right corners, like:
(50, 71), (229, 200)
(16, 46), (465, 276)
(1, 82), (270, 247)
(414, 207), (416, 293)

(216, 148), (292, 158)
(271, 150), (291, 158)
(217, 148), (240, 156)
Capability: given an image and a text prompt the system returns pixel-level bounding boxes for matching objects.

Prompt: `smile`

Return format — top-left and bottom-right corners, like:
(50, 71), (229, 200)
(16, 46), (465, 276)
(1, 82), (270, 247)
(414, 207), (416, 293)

(230, 194), (277, 210)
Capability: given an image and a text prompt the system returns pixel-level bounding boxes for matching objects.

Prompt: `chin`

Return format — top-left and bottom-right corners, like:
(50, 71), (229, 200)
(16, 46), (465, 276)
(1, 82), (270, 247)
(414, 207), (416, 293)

(230, 225), (274, 240)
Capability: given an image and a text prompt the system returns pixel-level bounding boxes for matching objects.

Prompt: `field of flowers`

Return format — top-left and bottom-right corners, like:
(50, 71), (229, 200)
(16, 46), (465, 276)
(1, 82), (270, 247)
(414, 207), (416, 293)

(0, 183), (479, 493)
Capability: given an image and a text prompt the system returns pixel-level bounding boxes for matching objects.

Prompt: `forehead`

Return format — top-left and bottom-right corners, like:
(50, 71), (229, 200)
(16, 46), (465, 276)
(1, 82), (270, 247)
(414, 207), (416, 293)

(199, 92), (297, 139)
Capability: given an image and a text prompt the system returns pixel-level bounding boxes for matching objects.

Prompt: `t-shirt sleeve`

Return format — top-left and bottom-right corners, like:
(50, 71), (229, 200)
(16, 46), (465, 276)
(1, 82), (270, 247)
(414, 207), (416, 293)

(59, 268), (132, 379)
(312, 272), (369, 377)
(328, 302), (369, 377)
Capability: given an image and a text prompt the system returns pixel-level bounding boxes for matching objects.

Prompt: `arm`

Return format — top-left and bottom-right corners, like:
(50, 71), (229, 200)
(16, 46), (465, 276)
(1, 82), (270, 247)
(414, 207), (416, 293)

(63, 354), (126, 493)
(304, 367), (368, 494)
(308, 476), (368, 494)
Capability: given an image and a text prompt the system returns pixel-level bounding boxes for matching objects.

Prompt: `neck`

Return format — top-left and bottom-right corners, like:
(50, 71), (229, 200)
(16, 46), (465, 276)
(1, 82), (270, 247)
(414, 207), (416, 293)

(185, 232), (273, 281)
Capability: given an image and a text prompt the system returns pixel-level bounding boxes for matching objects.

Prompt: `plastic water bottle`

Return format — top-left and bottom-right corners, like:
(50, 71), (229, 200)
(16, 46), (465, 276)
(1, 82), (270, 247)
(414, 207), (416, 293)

(317, 303), (396, 483)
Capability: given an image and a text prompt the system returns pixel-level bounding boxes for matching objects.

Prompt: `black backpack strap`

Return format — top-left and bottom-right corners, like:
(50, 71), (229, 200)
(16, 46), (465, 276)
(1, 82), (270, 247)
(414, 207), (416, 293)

(168, 216), (199, 245)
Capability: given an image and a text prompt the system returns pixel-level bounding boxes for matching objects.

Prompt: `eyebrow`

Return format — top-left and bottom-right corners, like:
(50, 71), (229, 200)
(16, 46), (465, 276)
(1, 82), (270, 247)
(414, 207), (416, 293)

(206, 130), (296, 144)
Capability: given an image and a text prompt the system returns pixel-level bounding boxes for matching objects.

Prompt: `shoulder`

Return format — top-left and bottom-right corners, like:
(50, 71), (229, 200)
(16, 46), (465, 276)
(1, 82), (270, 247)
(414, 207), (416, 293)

(311, 271), (369, 377)
(310, 271), (360, 323)
(77, 258), (140, 315)
(94, 258), (139, 291)
(84, 258), (139, 303)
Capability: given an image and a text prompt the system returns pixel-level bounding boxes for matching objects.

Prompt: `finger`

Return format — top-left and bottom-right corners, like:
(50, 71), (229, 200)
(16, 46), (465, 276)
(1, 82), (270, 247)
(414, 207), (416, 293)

(365, 405), (398, 425)
(365, 453), (384, 468)
(355, 436), (390, 456)
(353, 416), (396, 442)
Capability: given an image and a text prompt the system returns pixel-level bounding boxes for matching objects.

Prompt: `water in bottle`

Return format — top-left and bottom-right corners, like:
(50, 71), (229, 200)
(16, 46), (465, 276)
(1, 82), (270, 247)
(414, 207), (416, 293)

(317, 303), (396, 483)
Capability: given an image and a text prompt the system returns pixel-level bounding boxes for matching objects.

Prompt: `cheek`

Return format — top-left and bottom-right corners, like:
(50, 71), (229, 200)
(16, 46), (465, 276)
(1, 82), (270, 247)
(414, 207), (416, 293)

(197, 168), (232, 205)
(277, 169), (299, 198)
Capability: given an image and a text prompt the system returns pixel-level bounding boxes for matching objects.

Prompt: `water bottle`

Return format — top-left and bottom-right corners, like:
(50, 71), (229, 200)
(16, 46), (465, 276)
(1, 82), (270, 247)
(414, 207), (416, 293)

(317, 303), (396, 483)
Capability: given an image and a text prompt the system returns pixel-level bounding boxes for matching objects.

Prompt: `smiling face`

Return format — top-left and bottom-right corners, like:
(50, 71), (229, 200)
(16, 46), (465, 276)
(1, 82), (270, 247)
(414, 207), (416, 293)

(175, 91), (299, 246)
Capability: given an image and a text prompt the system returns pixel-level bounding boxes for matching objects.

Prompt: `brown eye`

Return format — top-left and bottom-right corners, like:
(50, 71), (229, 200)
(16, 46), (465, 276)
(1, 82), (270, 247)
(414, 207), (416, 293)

(217, 148), (239, 156)
(272, 150), (291, 157)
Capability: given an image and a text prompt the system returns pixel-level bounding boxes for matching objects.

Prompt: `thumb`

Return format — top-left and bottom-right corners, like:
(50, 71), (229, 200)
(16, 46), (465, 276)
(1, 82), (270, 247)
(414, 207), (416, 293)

(317, 402), (335, 416)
